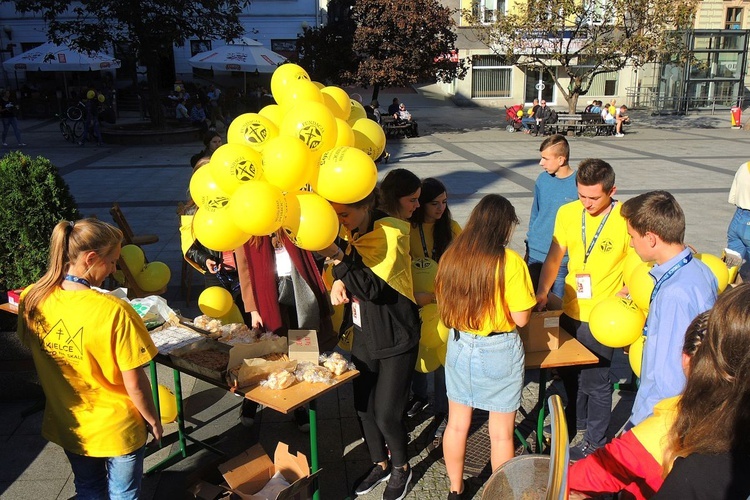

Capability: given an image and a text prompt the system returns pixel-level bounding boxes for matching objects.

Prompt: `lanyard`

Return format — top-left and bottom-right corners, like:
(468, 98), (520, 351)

(64, 274), (91, 288)
(643, 252), (692, 337)
(581, 202), (615, 266)
(418, 224), (435, 260)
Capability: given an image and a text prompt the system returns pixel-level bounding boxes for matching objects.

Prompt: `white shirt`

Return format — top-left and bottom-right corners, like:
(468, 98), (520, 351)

(728, 161), (750, 210)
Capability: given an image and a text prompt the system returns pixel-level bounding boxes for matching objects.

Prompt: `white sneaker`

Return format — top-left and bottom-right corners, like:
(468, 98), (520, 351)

(615, 133), (624, 137)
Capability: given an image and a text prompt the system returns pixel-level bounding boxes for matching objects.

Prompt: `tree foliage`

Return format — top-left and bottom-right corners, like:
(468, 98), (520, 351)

(14, 0), (250, 127)
(464, 0), (699, 111)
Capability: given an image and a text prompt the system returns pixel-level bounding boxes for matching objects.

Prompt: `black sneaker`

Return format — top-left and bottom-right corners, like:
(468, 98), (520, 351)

(240, 400), (257, 428)
(353, 462), (390, 496)
(406, 397), (429, 418)
(382, 464), (412, 500)
(569, 441), (599, 461)
(294, 406), (310, 433)
(447, 491), (463, 500)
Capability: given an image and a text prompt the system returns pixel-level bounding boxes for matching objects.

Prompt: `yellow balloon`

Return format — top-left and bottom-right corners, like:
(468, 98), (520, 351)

(315, 146), (378, 204)
(625, 261), (655, 312)
(219, 303), (245, 325)
(347, 100), (367, 126)
(282, 190), (302, 229)
(198, 286), (234, 317)
(112, 270), (126, 285)
(589, 297), (646, 348)
(419, 303), (444, 349)
(229, 180), (286, 236)
(629, 335), (646, 378)
(280, 101), (338, 162)
(437, 341), (447, 366)
(321, 86), (352, 120)
(352, 118), (386, 160)
(621, 251), (645, 285)
(121, 244), (145, 274)
(189, 165), (231, 211)
(157, 385), (178, 424)
(282, 192), (339, 251)
(261, 136), (314, 192)
(258, 104), (285, 128)
(312, 81), (325, 89)
(193, 207), (250, 252)
(209, 143), (264, 196)
(694, 253), (729, 293)
(338, 326), (354, 351)
(278, 79), (324, 109)
(412, 257), (438, 294)
(136, 262), (171, 292)
(438, 318), (450, 344)
(415, 344), (441, 374)
(334, 118), (355, 148)
(516, 110), (524, 117)
(227, 113), (279, 152)
(271, 63), (311, 105)
(527, 108), (534, 116)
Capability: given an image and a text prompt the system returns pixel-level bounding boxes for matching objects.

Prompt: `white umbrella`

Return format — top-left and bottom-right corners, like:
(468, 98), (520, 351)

(2, 42), (120, 72)
(188, 38), (286, 74)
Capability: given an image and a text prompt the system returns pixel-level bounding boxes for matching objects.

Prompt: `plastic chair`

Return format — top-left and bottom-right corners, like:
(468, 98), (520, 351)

(481, 394), (569, 499)
(110, 203), (159, 246)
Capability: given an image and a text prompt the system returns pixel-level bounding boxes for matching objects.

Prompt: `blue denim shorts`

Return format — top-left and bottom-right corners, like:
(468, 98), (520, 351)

(445, 330), (525, 413)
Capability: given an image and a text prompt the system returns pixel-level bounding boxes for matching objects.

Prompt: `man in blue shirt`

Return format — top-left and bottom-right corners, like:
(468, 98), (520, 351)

(526, 134), (578, 298)
(621, 191), (718, 427)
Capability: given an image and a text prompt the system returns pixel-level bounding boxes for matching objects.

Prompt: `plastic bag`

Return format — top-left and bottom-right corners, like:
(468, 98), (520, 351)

(294, 361), (335, 385)
(128, 295), (175, 329)
(319, 352), (354, 376)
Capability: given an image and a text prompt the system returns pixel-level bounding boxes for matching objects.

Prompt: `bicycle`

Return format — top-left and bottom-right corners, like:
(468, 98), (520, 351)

(58, 114), (84, 143)
(65, 100), (86, 121)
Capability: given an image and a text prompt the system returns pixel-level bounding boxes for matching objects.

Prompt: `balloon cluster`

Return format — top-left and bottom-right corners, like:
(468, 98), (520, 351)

(120, 245), (171, 292)
(188, 63), (385, 253)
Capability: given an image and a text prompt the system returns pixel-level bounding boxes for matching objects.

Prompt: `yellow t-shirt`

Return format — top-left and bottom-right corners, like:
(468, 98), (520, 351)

(552, 201), (632, 321)
(18, 287), (157, 457)
(409, 220), (463, 261)
(464, 249), (537, 336)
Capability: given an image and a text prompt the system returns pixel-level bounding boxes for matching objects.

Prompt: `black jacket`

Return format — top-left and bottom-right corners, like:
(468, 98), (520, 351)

(332, 211), (420, 360)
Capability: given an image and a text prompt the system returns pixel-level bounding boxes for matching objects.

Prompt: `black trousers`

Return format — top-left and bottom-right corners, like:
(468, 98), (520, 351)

(352, 345), (419, 467)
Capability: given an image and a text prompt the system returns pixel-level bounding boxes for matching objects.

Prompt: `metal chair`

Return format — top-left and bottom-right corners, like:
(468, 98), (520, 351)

(481, 394), (569, 499)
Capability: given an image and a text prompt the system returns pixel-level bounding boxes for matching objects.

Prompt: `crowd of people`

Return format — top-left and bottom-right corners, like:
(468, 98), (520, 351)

(15, 120), (750, 500)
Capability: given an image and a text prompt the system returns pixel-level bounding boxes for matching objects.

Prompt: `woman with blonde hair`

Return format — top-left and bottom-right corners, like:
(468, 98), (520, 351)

(17, 219), (161, 499)
(435, 195), (536, 499)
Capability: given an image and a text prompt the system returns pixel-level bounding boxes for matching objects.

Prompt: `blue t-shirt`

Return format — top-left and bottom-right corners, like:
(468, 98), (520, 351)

(629, 247), (718, 426)
(526, 171), (578, 263)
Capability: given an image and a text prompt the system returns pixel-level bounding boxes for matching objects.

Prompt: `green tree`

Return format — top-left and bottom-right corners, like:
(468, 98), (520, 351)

(0, 152), (80, 291)
(464, 0), (699, 112)
(14, 0), (250, 127)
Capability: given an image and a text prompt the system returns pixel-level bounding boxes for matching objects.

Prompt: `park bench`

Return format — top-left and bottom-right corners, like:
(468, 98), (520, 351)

(381, 116), (412, 139)
(546, 112), (615, 137)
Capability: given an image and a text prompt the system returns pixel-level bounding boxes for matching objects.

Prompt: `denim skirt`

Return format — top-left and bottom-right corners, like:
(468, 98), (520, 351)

(445, 330), (525, 413)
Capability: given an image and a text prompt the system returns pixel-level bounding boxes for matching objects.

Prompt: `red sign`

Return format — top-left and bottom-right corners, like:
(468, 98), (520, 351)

(435, 49), (459, 63)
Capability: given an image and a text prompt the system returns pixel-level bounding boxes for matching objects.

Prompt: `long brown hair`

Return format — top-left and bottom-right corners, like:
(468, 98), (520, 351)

(665, 284), (750, 468)
(22, 219), (123, 334)
(435, 195), (519, 331)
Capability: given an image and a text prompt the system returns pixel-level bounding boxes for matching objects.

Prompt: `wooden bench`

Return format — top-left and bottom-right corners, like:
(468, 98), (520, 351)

(381, 116), (412, 139)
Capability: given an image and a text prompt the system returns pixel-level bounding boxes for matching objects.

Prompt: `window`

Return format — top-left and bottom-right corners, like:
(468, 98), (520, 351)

(472, 55), (512, 98)
(472, 0), (506, 24)
(573, 68), (618, 96)
(726, 8), (743, 29)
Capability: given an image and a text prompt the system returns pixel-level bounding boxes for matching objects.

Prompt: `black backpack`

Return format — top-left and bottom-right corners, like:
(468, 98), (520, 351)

(547, 108), (559, 124)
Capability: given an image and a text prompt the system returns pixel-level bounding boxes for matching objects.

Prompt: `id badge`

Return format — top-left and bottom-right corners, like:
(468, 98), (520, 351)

(352, 297), (362, 328)
(575, 274), (593, 299)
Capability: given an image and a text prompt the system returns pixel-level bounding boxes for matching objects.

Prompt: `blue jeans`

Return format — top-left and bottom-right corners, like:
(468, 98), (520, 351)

(2, 116), (22, 143)
(521, 117), (536, 131)
(527, 257), (567, 299)
(727, 207), (750, 281)
(65, 446), (145, 500)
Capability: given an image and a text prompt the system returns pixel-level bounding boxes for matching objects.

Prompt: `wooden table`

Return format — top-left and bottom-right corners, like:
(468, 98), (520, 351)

(0, 302), (18, 314)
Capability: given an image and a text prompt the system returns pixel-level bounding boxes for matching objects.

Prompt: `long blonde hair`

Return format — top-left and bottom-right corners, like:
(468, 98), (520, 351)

(22, 219), (123, 334)
(435, 195), (518, 331)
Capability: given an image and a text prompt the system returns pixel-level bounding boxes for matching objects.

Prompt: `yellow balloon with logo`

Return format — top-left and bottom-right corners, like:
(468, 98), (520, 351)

(278, 79), (324, 109)
(628, 335), (646, 378)
(279, 101), (337, 163)
(198, 286), (234, 317)
(209, 143), (264, 196)
(157, 385), (178, 424)
(419, 303), (444, 349)
(437, 341), (448, 366)
(189, 165), (230, 210)
(694, 253), (729, 293)
(121, 244), (145, 274)
(321, 86), (352, 120)
(219, 303), (245, 325)
(315, 146), (378, 204)
(415, 344), (441, 374)
(261, 135), (313, 192)
(625, 261), (655, 313)
(352, 118), (386, 160)
(258, 104), (285, 128)
(227, 113), (279, 152)
(271, 63), (311, 105)
(229, 180), (286, 236)
(136, 262), (172, 292)
(412, 257), (438, 294)
(193, 207), (251, 252)
(347, 100), (367, 125)
(282, 192), (339, 251)
(589, 297), (646, 348)
(334, 118), (355, 148)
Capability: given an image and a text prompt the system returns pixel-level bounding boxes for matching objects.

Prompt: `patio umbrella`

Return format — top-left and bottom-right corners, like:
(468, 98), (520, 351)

(188, 38), (287, 74)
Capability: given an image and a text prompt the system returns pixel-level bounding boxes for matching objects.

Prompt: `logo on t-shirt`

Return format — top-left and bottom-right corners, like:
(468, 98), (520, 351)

(599, 239), (614, 253)
(42, 319), (83, 363)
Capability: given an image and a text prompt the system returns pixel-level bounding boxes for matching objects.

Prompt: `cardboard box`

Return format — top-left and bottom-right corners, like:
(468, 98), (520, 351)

(227, 338), (296, 389)
(518, 294), (563, 352)
(7, 289), (23, 307)
(287, 330), (319, 365)
(218, 442), (320, 500)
